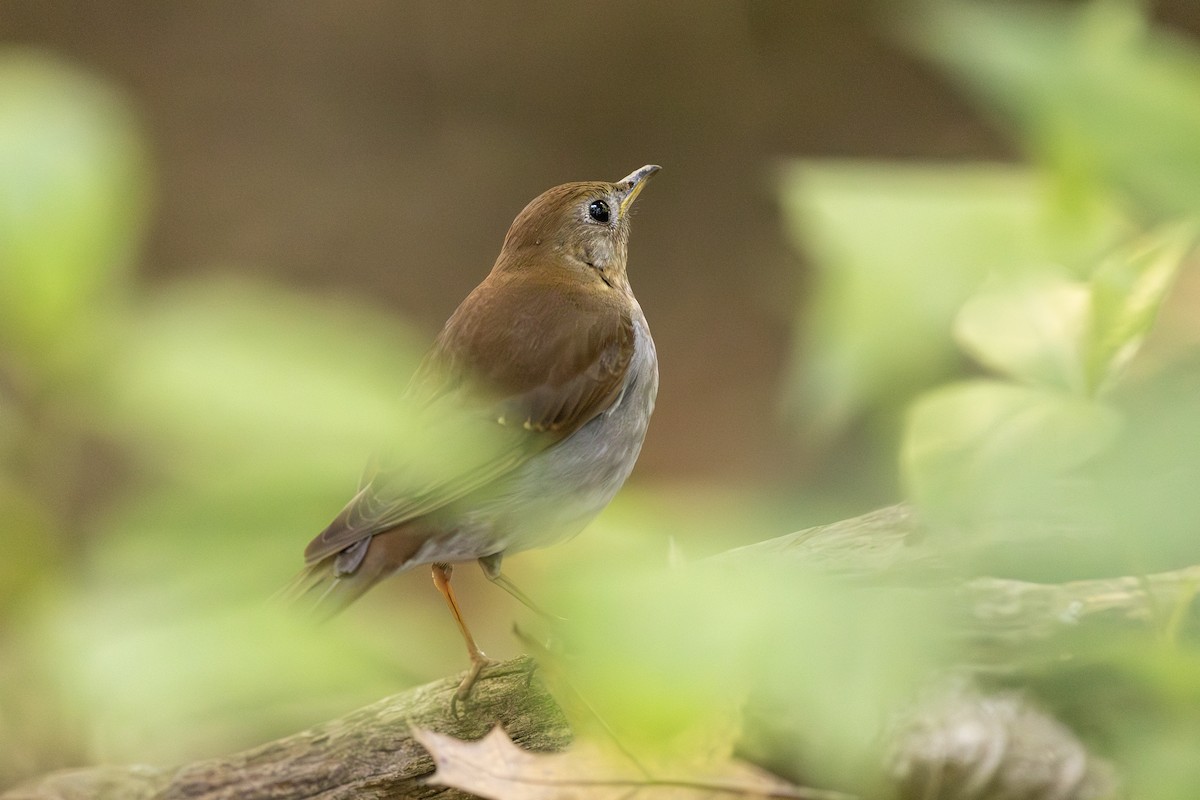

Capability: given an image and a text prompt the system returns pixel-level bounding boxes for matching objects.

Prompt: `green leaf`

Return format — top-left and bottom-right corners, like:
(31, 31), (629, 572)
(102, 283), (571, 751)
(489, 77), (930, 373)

(1086, 224), (1195, 394)
(547, 552), (950, 794)
(102, 277), (425, 488)
(0, 50), (149, 368)
(0, 480), (58, 612)
(902, 380), (1121, 526)
(779, 161), (1123, 438)
(915, 0), (1200, 218)
(952, 225), (1193, 397)
(45, 279), (465, 765)
(954, 274), (1091, 392)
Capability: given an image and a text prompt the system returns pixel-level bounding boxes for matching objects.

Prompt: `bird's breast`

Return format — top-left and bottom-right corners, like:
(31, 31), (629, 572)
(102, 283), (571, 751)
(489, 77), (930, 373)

(473, 311), (657, 554)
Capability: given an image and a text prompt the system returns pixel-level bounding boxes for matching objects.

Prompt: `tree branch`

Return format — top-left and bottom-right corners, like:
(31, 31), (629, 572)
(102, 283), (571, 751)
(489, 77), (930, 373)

(719, 504), (1200, 652)
(2, 659), (568, 800)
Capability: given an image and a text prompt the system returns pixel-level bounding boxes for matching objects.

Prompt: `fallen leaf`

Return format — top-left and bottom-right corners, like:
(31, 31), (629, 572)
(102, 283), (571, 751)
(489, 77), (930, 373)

(415, 726), (853, 800)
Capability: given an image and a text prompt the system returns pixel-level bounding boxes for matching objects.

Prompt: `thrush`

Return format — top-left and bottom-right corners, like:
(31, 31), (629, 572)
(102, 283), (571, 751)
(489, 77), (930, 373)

(292, 165), (660, 704)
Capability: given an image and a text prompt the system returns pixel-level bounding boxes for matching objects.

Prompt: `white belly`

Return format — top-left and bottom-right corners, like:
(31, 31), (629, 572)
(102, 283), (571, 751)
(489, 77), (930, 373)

(412, 313), (658, 564)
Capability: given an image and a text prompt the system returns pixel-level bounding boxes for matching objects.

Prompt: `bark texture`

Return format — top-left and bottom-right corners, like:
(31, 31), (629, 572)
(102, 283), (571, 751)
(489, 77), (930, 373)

(3, 660), (568, 800)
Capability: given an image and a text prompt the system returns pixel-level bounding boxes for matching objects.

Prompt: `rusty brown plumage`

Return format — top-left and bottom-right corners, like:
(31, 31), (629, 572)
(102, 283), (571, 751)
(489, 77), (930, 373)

(290, 165), (661, 706)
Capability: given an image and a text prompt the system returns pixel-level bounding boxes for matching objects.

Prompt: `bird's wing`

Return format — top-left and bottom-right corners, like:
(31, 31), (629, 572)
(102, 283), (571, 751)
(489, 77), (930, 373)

(303, 275), (635, 565)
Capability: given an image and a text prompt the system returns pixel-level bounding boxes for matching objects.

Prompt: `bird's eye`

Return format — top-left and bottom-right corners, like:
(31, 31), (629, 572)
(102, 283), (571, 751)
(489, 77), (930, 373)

(587, 199), (611, 224)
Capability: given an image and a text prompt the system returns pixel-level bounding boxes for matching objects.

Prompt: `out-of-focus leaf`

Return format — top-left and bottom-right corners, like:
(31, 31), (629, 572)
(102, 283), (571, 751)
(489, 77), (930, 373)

(43, 276), (483, 764)
(1118, 719), (1200, 800)
(102, 277), (425, 488)
(0, 50), (149, 369)
(779, 161), (1123, 438)
(1086, 358), (1200, 574)
(954, 274), (1090, 392)
(102, 275), (541, 547)
(0, 400), (18, 487)
(417, 727), (814, 800)
(546, 555), (949, 794)
(1030, 638), (1200, 799)
(1086, 224), (1194, 393)
(902, 380), (1120, 526)
(49, 588), (417, 765)
(915, 0), (1200, 218)
(0, 481), (59, 611)
(953, 226), (1193, 397)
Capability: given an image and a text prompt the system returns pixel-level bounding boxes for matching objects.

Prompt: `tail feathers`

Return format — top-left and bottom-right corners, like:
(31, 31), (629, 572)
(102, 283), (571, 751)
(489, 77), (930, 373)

(281, 561), (380, 621)
(278, 530), (424, 620)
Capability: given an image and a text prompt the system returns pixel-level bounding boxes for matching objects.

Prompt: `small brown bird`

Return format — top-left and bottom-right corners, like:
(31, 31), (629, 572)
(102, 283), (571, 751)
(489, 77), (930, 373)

(293, 165), (660, 703)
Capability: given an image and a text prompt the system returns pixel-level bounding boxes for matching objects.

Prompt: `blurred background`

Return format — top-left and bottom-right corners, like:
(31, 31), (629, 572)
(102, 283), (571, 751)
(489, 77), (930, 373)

(5, 1), (1200, 795)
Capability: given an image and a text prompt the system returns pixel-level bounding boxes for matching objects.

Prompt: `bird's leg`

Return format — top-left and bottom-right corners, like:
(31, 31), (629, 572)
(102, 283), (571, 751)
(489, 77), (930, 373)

(431, 562), (492, 711)
(477, 553), (565, 621)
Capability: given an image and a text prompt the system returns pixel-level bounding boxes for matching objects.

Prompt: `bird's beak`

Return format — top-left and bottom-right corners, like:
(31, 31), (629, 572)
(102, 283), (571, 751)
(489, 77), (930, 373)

(616, 164), (661, 217)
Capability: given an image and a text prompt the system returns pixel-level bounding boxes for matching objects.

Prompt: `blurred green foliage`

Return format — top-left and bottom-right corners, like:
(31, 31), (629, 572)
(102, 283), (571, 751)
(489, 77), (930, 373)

(541, 556), (951, 795)
(779, 162), (1126, 444)
(904, 226), (1189, 535)
(0, 50), (145, 375)
(0, 48), (148, 783)
(919, 0), (1200, 220)
(773, 0), (1200, 796)
(5, 2), (1200, 798)
(0, 51), (456, 777)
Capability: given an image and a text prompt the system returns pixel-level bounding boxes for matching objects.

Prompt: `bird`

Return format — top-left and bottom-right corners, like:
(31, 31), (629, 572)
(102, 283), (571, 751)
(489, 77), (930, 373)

(291, 165), (661, 705)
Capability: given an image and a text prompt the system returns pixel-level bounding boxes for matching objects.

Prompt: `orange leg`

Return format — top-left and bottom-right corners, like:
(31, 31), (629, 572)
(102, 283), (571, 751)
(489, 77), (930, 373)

(431, 562), (493, 710)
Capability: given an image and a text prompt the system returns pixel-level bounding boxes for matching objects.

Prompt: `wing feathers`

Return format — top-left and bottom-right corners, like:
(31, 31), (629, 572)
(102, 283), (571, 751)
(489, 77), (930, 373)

(303, 271), (634, 565)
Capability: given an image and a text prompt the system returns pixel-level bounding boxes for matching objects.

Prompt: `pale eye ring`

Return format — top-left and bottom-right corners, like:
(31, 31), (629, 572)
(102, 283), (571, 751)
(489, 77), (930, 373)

(587, 199), (611, 224)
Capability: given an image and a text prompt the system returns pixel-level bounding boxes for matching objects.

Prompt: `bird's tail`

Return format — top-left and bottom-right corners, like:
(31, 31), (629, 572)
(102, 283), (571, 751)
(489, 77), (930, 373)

(278, 532), (423, 620)
(277, 560), (375, 621)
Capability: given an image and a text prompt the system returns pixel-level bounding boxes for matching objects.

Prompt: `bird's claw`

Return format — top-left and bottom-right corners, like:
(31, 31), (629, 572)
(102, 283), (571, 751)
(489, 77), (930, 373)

(519, 656), (541, 690)
(449, 655), (495, 718)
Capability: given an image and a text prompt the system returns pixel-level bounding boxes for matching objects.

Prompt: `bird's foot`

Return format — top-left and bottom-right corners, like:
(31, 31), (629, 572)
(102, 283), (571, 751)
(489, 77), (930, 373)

(450, 653), (496, 717)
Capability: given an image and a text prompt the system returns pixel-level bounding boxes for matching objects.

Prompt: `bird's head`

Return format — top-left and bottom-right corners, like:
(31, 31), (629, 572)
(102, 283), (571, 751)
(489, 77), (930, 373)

(496, 165), (660, 290)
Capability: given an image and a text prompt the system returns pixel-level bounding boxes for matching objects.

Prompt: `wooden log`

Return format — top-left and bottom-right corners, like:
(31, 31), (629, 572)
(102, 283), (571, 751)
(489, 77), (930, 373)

(3, 659), (567, 800)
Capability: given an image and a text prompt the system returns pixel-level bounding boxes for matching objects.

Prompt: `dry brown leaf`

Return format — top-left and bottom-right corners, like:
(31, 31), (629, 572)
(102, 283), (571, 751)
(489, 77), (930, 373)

(415, 726), (855, 800)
